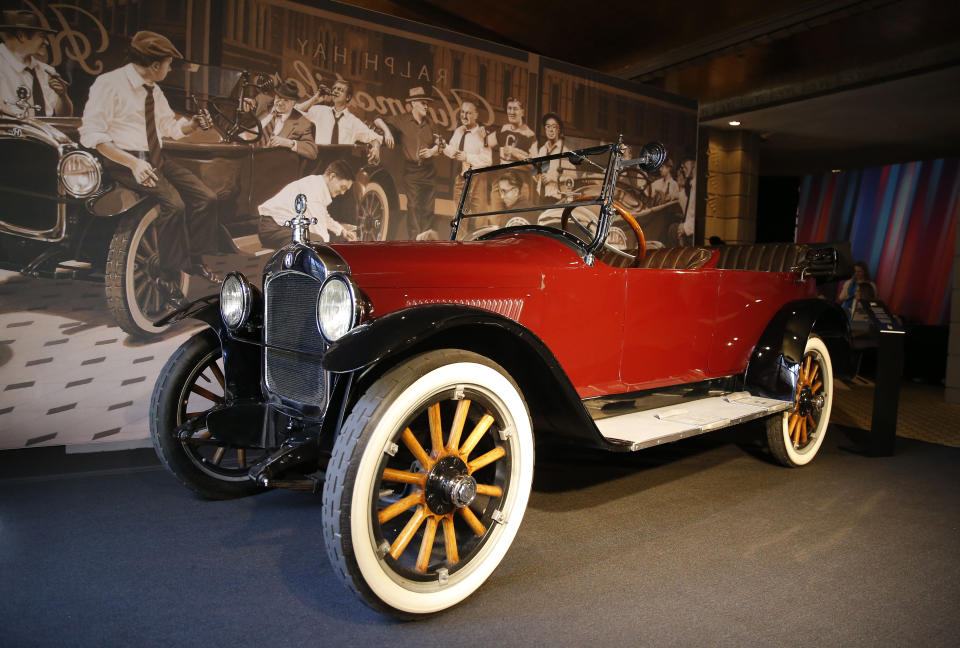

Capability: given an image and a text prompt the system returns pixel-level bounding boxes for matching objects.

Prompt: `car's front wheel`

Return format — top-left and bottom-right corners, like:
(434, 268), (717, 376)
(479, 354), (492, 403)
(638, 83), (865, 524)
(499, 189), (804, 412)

(322, 349), (534, 617)
(105, 207), (190, 337)
(766, 334), (834, 467)
(150, 329), (267, 499)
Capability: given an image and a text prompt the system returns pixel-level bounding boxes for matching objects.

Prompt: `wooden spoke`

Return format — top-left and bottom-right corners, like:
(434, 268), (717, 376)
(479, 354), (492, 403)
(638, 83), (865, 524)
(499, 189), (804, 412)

(809, 363), (819, 384)
(459, 413), (495, 460)
(803, 356), (812, 383)
(442, 515), (459, 564)
(134, 278), (148, 300)
(805, 415), (816, 442)
(811, 380), (823, 394)
(209, 362), (225, 390)
(401, 428), (434, 470)
(377, 491), (423, 524)
(446, 398), (471, 451)
(428, 403), (443, 456)
(212, 446), (225, 465)
(237, 448), (246, 468)
(788, 413), (800, 445)
(468, 446), (505, 473)
(190, 384), (224, 404)
(185, 411), (204, 419)
(459, 506), (486, 536)
(416, 516), (439, 572)
(147, 225), (159, 256)
(382, 468), (425, 486)
(389, 505), (426, 560)
(798, 416), (807, 446)
(475, 483), (503, 498)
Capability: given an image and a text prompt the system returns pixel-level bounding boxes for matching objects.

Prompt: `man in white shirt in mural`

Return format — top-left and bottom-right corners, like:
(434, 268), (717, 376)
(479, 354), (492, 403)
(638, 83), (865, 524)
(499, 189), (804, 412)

(443, 100), (491, 218)
(257, 159), (358, 248)
(0, 10), (72, 117)
(79, 30), (220, 287)
(296, 78), (381, 162)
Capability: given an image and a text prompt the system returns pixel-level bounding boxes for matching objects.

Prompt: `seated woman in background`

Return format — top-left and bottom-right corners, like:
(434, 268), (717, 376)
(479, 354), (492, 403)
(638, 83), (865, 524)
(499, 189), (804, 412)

(837, 261), (878, 311)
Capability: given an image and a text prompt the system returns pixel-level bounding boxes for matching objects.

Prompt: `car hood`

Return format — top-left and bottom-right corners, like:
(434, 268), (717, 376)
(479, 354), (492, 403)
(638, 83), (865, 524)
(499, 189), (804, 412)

(329, 234), (583, 289)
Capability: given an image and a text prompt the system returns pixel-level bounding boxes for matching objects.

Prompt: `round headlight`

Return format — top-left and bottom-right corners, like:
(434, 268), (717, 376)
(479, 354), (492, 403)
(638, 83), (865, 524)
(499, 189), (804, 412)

(317, 274), (359, 342)
(58, 150), (101, 198)
(220, 272), (251, 329)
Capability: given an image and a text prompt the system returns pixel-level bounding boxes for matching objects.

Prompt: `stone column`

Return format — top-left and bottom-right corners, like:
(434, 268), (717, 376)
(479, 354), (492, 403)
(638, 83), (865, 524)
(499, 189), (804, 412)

(703, 128), (760, 245)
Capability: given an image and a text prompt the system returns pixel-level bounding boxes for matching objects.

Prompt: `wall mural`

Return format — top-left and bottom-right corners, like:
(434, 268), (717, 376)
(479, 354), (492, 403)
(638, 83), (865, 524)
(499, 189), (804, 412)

(0, 0), (697, 451)
(797, 158), (959, 326)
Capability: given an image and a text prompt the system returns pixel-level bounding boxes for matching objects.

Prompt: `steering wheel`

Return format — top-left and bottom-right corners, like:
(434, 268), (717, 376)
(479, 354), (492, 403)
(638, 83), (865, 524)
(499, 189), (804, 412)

(206, 97), (263, 143)
(560, 201), (646, 265)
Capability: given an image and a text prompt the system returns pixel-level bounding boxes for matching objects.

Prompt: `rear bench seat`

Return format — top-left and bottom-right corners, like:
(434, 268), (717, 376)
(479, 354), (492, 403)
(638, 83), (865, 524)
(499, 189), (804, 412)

(714, 243), (808, 272)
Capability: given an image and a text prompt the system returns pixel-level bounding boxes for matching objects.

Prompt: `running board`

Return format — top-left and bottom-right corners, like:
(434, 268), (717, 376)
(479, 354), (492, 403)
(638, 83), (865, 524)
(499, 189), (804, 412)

(595, 392), (792, 451)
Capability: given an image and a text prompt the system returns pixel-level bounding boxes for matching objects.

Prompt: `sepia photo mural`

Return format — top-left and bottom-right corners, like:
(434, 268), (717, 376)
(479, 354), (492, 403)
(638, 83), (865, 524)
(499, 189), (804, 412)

(0, 0), (697, 451)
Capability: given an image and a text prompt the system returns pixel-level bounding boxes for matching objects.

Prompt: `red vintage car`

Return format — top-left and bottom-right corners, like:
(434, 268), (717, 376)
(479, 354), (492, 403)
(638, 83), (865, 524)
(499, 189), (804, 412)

(150, 140), (851, 617)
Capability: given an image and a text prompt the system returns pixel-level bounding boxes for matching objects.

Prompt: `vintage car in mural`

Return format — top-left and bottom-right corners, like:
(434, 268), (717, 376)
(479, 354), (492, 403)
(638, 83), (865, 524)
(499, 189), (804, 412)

(149, 139), (851, 617)
(0, 70), (397, 337)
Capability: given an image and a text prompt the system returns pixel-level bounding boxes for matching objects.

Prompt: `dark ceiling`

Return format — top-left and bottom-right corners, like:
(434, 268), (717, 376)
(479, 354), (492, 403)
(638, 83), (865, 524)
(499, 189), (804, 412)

(336, 0), (960, 175)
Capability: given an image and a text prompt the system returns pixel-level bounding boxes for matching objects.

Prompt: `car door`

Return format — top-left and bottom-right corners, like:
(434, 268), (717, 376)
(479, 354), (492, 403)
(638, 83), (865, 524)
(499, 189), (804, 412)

(620, 266), (720, 389)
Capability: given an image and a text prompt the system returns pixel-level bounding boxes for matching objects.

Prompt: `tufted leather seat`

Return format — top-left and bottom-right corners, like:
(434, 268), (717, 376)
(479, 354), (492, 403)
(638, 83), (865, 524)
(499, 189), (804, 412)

(714, 243), (810, 272)
(637, 246), (714, 270)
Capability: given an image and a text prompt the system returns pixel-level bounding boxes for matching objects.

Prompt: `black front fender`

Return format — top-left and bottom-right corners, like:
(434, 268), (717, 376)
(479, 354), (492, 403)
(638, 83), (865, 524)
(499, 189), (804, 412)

(323, 304), (616, 450)
(153, 294), (263, 401)
(744, 298), (851, 400)
(324, 305), (545, 373)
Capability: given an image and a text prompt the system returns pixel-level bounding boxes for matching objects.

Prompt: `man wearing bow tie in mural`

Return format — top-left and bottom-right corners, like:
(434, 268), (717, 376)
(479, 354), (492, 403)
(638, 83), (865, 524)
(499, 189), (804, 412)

(443, 100), (491, 224)
(0, 10), (72, 117)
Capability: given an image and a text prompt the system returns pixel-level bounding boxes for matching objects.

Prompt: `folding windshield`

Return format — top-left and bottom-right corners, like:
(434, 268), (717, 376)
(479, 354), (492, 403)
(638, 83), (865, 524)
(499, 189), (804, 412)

(451, 145), (618, 251)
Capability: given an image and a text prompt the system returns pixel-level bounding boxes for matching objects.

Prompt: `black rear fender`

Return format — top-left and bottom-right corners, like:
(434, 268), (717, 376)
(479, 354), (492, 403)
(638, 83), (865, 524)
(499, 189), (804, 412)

(745, 298), (852, 400)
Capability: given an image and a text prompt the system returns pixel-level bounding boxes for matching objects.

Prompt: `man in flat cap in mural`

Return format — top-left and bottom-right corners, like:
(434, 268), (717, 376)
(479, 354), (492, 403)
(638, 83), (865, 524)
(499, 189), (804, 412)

(79, 30), (221, 287)
(375, 86), (443, 239)
(0, 9), (72, 117)
(246, 78), (317, 160)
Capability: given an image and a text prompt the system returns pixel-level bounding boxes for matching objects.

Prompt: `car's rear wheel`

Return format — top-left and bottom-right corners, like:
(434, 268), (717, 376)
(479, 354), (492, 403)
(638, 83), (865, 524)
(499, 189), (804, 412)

(105, 207), (189, 337)
(151, 329), (267, 499)
(323, 349), (534, 617)
(766, 335), (834, 467)
(357, 181), (389, 241)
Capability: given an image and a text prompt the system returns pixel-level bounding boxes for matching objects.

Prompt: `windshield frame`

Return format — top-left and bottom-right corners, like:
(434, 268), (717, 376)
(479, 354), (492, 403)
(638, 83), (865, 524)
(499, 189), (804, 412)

(449, 142), (624, 259)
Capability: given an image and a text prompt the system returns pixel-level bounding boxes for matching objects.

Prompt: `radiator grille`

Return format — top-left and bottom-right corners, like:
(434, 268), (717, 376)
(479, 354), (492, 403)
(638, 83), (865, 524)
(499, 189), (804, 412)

(0, 139), (60, 232)
(264, 271), (328, 406)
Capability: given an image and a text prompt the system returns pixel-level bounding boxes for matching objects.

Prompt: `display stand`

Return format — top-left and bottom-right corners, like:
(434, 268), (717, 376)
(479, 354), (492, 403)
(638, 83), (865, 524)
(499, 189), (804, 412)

(863, 301), (905, 456)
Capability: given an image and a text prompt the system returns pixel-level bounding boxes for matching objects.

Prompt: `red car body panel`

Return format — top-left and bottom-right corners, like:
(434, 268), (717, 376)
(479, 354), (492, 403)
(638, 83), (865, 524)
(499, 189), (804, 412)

(333, 233), (819, 400)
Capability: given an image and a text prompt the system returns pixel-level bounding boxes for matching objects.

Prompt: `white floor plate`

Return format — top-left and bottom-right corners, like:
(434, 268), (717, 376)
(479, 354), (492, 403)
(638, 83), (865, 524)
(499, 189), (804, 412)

(595, 392), (793, 450)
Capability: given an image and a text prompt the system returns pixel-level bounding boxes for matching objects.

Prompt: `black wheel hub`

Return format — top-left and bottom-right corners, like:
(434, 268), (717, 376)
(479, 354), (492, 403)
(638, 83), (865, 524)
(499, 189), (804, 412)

(797, 385), (823, 417)
(424, 455), (476, 516)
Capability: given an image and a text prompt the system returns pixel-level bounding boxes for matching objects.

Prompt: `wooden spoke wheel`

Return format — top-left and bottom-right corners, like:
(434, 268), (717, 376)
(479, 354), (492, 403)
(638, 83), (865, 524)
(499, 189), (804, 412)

(150, 329), (266, 499)
(357, 181), (390, 241)
(323, 350), (533, 617)
(766, 335), (834, 467)
(105, 207), (190, 337)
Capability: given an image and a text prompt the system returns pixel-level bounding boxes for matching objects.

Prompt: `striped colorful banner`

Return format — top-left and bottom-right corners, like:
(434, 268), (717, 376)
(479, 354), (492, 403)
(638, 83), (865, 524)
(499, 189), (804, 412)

(797, 159), (959, 325)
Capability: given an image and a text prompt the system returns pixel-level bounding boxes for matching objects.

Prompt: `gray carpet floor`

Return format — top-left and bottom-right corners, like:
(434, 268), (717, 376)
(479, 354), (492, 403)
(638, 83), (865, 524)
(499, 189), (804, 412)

(2, 427), (958, 647)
